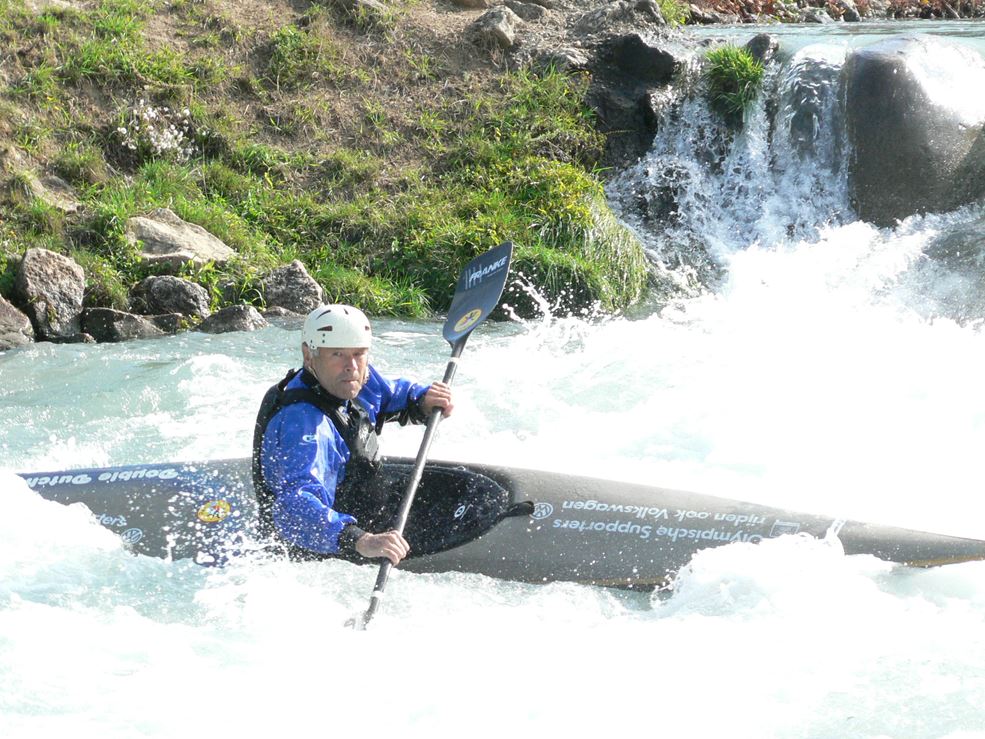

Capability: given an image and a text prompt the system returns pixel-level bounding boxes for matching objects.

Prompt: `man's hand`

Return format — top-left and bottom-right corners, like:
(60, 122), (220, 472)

(421, 381), (454, 418)
(355, 530), (410, 565)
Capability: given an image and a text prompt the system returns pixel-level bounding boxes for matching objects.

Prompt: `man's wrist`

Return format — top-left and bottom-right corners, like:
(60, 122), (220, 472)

(338, 524), (367, 554)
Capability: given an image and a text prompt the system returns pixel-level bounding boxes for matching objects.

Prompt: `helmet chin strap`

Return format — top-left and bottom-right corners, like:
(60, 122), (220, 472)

(302, 345), (324, 389)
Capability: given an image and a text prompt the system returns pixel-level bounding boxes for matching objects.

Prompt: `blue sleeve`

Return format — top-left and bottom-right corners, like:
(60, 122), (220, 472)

(357, 365), (430, 425)
(260, 402), (357, 554)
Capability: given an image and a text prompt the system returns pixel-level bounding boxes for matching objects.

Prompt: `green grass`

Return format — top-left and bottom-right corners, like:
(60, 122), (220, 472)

(657, 0), (691, 25)
(0, 1), (648, 319)
(703, 45), (765, 124)
(0, 239), (18, 300)
(53, 140), (110, 187)
(266, 23), (353, 90)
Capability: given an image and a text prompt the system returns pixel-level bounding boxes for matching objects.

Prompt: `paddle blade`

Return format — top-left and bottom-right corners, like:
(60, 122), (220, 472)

(443, 241), (514, 345)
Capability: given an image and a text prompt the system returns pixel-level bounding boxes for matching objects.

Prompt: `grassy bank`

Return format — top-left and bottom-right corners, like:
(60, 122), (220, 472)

(0, 0), (649, 320)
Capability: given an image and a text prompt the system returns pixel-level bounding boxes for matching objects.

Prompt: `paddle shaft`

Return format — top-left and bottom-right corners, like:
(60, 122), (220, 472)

(360, 337), (466, 626)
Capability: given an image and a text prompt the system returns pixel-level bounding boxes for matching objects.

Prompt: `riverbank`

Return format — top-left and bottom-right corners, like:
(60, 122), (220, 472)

(0, 0), (657, 349)
(1, 0), (982, 349)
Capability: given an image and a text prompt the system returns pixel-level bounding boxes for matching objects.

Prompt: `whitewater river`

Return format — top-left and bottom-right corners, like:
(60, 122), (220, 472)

(6, 20), (985, 739)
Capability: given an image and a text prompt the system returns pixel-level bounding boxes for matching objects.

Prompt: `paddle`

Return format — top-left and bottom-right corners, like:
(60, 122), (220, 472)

(351, 241), (514, 629)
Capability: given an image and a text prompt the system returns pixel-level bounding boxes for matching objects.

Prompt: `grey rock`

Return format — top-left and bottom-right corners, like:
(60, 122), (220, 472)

(505, 0), (547, 21)
(262, 260), (324, 315)
(130, 275), (211, 320)
(197, 305), (268, 334)
(147, 313), (185, 334)
(262, 306), (304, 320)
(536, 46), (590, 73)
(126, 208), (236, 270)
(15, 248), (85, 341)
(470, 7), (522, 50)
(836, 0), (861, 21)
(745, 34), (780, 66)
(82, 308), (165, 343)
(574, 0), (665, 33)
(0, 295), (34, 350)
(845, 36), (985, 226)
(800, 7), (836, 22)
(687, 3), (731, 23)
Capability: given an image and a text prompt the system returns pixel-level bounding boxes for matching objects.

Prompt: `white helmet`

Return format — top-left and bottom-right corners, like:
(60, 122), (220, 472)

(302, 304), (372, 349)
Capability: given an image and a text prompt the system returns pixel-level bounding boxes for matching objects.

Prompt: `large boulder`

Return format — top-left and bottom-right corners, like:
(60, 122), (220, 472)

(82, 308), (165, 343)
(197, 305), (268, 334)
(844, 36), (985, 226)
(587, 34), (686, 168)
(15, 248), (85, 341)
(262, 260), (324, 315)
(126, 208), (236, 270)
(604, 33), (678, 86)
(0, 295), (34, 350)
(130, 275), (211, 320)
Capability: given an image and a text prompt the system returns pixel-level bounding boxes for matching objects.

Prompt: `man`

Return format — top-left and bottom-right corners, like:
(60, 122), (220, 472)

(252, 304), (453, 566)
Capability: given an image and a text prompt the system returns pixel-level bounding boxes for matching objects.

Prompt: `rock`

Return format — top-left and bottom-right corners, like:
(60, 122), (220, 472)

(262, 306), (304, 320)
(801, 7), (836, 22)
(605, 33), (678, 86)
(15, 248), (85, 341)
(34, 174), (80, 214)
(470, 7), (522, 50)
(126, 208), (236, 270)
(197, 305), (268, 334)
(147, 313), (185, 334)
(0, 143), (28, 173)
(25, 0), (79, 11)
(535, 46), (591, 73)
(844, 36), (985, 226)
(450, 0), (489, 7)
(836, 0), (861, 21)
(687, 3), (731, 23)
(82, 308), (165, 343)
(130, 275), (211, 320)
(586, 35), (685, 167)
(505, 0), (546, 21)
(5, 165), (81, 214)
(861, 0), (891, 16)
(262, 260), (325, 315)
(574, 0), (665, 33)
(0, 295), (34, 350)
(745, 33), (780, 66)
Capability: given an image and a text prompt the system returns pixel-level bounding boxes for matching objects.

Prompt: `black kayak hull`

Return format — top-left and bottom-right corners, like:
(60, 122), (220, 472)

(18, 457), (985, 588)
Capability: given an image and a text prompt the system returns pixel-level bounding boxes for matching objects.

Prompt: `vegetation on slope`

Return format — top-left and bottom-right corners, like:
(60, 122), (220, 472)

(0, 0), (649, 320)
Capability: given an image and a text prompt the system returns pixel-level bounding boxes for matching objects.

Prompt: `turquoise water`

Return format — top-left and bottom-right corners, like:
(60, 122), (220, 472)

(687, 19), (985, 56)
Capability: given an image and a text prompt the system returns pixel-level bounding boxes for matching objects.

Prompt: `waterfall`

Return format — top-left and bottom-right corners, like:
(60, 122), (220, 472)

(607, 43), (856, 294)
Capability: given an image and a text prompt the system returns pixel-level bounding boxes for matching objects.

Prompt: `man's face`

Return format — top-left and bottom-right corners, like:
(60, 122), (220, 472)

(303, 344), (370, 400)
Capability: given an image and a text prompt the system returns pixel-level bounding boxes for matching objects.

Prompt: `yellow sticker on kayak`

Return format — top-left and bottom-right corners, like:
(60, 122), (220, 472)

(197, 499), (232, 523)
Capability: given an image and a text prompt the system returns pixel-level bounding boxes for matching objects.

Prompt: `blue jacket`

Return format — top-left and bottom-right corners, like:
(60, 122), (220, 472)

(259, 366), (429, 554)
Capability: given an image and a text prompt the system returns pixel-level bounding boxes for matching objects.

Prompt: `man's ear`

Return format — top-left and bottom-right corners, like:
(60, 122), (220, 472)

(301, 342), (313, 367)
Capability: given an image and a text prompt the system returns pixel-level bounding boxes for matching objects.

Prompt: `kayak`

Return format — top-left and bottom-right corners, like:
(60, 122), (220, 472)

(18, 457), (985, 587)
